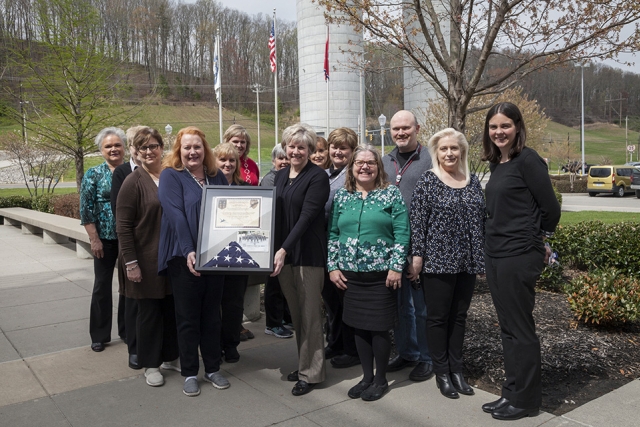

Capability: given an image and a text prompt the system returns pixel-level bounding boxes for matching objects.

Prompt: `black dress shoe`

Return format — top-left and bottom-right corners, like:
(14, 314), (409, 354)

(347, 380), (372, 399)
(409, 362), (434, 381)
(482, 397), (510, 413)
(324, 346), (341, 359)
(90, 342), (105, 352)
(387, 355), (418, 372)
(291, 380), (316, 396)
(128, 354), (141, 370)
(330, 354), (361, 369)
(491, 404), (539, 421)
(360, 381), (388, 401)
(450, 372), (474, 395)
(287, 370), (299, 382)
(435, 373), (459, 399)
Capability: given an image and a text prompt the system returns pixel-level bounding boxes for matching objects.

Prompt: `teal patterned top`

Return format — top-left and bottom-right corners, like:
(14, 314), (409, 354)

(80, 161), (117, 240)
(327, 185), (410, 273)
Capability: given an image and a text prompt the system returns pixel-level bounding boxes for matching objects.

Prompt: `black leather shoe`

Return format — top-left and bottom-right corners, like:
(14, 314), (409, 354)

(324, 346), (341, 359)
(91, 342), (105, 352)
(435, 373), (459, 399)
(482, 397), (510, 413)
(291, 380), (316, 396)
(330, 354), (361, 369)
(361, 382), (388, 401)
(128, 354), (141, 370)
(387, 355), (418, 372)
(491, 404), (539, 421)
(450, 372), (474, 395)
(409, 362), (434, 381)
(287, 370), (299, 382)
(347, 380), (372, 399)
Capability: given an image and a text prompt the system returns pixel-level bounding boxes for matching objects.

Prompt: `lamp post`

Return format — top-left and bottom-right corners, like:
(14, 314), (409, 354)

(378, 113), (386, 155)
(165, 124), (173, 149)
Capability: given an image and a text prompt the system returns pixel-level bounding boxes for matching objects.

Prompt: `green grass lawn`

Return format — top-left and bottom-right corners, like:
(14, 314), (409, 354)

(543, 121), (639, 169)
(559, 211), (640, 225)
(0, 187), (78, 197)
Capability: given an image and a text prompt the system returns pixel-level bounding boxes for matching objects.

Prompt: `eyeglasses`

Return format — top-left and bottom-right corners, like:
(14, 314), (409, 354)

(138, 143), (161, 152)
(354, 160), (377, 168)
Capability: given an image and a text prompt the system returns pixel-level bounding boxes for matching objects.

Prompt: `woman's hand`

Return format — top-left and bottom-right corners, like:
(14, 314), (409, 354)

(406, 256), (423, 282)
(271, 248), (286, 277)
(126, 263), (142, 283)
(90, 237), (104, 259)
(187, 252), (201, 277)
(329, 269), (348, 290)
(386, 270), (402, 289)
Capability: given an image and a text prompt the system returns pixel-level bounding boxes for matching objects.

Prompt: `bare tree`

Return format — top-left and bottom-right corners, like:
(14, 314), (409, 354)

(319, 0), (640, 132)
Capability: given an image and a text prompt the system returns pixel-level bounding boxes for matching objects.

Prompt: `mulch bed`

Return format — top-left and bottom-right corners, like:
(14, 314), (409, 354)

(464, 277), (640, 415)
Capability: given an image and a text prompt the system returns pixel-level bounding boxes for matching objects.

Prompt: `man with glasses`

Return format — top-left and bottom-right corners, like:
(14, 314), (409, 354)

(381, 111), (434, 382)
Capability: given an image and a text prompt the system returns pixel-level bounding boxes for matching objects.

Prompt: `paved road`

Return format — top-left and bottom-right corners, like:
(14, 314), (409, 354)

(561, 192), (640, 212)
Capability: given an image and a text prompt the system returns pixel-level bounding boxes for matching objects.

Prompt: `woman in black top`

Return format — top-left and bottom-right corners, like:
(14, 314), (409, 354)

(408, 128), (485, 400)
(480, 103), (561, 421)
(272, 123), (330, 396)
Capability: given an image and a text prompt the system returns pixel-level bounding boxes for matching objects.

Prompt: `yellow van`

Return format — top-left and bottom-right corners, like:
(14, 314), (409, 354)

(587, 165), (635, 197)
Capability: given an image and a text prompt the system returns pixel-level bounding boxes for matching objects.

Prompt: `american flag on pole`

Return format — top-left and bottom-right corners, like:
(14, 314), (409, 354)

(268, 22), (276, 73)
(324, 26), (329, 81)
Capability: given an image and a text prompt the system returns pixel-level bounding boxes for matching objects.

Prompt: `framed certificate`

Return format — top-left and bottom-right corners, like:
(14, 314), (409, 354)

(196, 185), (276, 274)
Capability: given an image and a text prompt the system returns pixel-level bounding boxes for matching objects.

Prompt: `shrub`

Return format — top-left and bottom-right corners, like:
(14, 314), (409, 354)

(549, 221), (640, 277)
(0, 195), (32, 209)
(566, 268), (640, 325)
(52, 193), (80, 219)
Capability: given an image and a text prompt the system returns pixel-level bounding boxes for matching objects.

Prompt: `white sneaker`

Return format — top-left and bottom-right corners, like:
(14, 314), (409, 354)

(160, 358), (181, 372)
(145, 368), (164, 387)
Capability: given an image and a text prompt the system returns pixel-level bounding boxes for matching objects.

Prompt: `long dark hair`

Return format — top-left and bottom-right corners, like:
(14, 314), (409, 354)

(481, 102), (527, 163)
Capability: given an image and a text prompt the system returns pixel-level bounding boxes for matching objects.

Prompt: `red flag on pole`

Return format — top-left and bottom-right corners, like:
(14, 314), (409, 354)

(324, 26), (329, 81)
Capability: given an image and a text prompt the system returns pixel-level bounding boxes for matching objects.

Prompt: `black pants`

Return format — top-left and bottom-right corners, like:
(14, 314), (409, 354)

(423, 272), (475, 374)
(485, 247), (545, 409)
(89, 239), (118, 344)
(264, 275), (292, 328)
(221, 275), (248, 354)
(136, 295), (180, 368)
(168, 257), (223, 377)
(321, 272), (357, 356)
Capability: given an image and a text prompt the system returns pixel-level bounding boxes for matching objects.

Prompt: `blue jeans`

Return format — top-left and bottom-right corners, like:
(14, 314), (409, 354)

(394, 273), (431, 362)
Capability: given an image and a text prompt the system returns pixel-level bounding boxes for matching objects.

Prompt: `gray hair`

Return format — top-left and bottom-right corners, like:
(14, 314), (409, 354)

(281, 123), (317, 153)
(271, 144), (287, 161)
(95, 127), (126, 150)
(427, 128), (470, 185)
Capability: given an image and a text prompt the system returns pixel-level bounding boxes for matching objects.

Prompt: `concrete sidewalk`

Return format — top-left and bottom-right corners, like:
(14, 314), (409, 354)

(0, 224), (637, 427)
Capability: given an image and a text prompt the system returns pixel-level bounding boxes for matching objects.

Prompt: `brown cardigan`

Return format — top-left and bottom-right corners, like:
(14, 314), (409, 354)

(116, 167), (171, 299)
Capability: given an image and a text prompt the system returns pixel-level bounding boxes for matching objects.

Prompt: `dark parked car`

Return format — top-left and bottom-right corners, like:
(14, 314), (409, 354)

(631, 167), (640, 198)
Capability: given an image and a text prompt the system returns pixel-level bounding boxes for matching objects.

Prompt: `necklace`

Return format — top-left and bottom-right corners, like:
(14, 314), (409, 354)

(187, 167), (208, 188)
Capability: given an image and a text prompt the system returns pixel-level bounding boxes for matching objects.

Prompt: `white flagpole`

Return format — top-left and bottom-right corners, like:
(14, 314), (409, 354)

(274, 9), (278, 145)
(325, 23), (329, 138)
(217, 28), (223, 144)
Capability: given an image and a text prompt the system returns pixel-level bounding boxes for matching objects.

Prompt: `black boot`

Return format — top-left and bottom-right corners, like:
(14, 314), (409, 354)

(450, 372), (474, 395)
(435, 373), (459, 399)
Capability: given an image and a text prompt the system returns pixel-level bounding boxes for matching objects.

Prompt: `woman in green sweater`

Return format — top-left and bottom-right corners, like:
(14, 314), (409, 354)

(327, 145), (410, 402)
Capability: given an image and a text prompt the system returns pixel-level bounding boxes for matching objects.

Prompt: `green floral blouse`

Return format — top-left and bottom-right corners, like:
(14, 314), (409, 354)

(327, 185), (410, 273)
(80, 161), (117, 240)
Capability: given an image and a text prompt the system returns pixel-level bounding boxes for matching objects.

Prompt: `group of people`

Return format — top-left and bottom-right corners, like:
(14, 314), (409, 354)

(80, 102), (560, 421)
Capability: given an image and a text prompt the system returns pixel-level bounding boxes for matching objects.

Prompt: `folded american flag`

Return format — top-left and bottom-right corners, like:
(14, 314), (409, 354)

(203, 241), (260, 268)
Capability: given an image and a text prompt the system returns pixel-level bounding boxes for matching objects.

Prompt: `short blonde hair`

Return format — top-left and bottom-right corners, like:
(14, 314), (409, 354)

(212, 143), (242, 184)
(281, 123), (317, 153)
(427, 128), (470, 185)
(163, 126), (217, 175)
(223, 124), (252, 154)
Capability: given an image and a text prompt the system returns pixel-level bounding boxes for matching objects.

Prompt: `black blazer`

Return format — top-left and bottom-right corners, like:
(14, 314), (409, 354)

(110, 162), (135, 221)
(274, 161), (330, 267)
